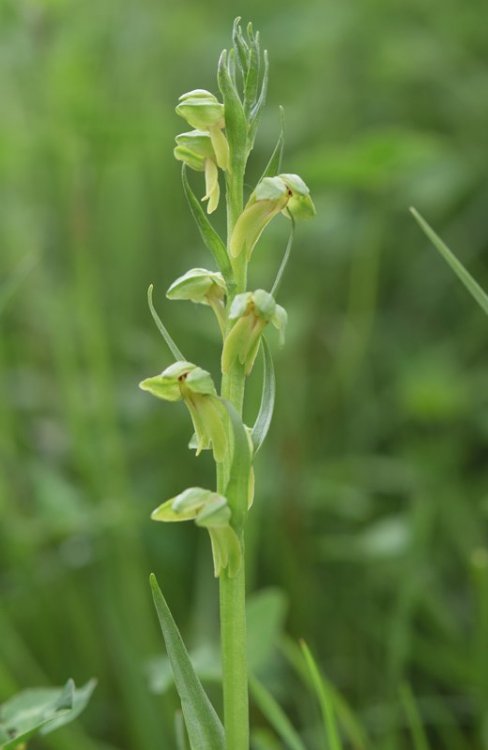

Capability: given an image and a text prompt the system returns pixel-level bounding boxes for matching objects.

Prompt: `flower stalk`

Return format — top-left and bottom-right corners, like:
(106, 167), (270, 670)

(140, 18), (315, 749)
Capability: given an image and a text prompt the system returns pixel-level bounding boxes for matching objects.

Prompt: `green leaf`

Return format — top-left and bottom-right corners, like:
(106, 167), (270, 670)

(399, 683), (431, 750)
(271, 213), (295, 297)
(175, 711), (190, 750)
(251, 338), (275, 454)
(149, 574), (225, 750)
(147, 587), (288, 695)
(232, 17), (248, 76)
(244, 45), (259, 116)
(410, 207), (488, 315)
(223, 400), (252, 530)
(248, 49), (269, 146)
(300, 642), (343, 750)
(249, 677), (306, 750)
(259, 107), (285, 181)
(282, 638), (368, 750)
(181, 166), (233, 284)
(147, 285), (185, 360)
(0, 679), (96, 750)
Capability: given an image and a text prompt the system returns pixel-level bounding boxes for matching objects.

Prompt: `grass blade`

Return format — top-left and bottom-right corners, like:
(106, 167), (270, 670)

(249, 676), (306, 750)
(149, 574), (225, 750)
(399, 683), (431, 750)
(410, 207), (488, 315)
(300, 641), (343, 750)
(251, 338), (275, 454)
(147, 285), (185, 360)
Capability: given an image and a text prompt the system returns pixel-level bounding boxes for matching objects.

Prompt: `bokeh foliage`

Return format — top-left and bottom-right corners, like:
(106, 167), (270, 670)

(1, 0), (487, 748)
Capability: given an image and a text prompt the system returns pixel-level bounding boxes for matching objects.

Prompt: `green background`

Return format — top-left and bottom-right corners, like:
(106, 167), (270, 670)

(1, 0), (487, 747)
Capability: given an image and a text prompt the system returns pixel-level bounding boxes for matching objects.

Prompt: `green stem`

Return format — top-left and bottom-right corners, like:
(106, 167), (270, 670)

(218, 139), (249, 749)
(221, 169), (248, 745)
(218, 363), (248, 750)
(219, 560), (248, 750)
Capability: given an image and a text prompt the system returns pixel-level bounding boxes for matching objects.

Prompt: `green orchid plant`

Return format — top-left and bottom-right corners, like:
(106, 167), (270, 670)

(141, 19), (315, 750)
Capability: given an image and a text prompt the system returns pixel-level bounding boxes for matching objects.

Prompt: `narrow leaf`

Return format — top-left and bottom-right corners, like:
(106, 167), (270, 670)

(300, 642), (343, 750)
(175, 711), (190, 750)
(223, 399), (252, 530)
(260, 107), (285, 181)
(281, 637), (367, 750)
(232, 17), (248, 76)
(249, 677), (306, 750)
(218, 50), (247, 172)
(399, 683), (431, 750)
(271, 213), (295, 297)
(251, 338), (275, 454)
(249, 49), (269, 145)
(181, 166), (233, 284)
(410, 207), (488, 315)
(149, 574), (225, 750)
(147, 285), (185, 361)
(244, 46), (259, 115)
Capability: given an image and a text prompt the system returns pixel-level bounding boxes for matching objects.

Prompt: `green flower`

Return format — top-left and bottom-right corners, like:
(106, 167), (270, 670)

(166, 268), (227, 331)
(221, 290), (287, 375)
(139, 362), (227, 462)
(230, 174), (315, 259)
(151, 487), (241, 576)
(174, 130), (221, 213)
(176, 90), (229, 171)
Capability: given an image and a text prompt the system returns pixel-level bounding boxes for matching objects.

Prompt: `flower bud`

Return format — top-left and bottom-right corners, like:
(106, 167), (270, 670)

(139, 362), (227, 462)
(176, 90), (229, 171)
(174, 130), (221, 213)
(221, 290), (287, 375)
(230, 174), (315, 259)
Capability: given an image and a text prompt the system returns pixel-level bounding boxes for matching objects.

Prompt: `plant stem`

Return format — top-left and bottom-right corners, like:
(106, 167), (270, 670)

(218, 363), (248, 750)
(219, 555), (248, 750)
(218, 159), (249, 747)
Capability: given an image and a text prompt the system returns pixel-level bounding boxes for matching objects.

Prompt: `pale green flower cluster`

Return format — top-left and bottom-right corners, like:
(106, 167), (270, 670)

(140, 22), (315, 580)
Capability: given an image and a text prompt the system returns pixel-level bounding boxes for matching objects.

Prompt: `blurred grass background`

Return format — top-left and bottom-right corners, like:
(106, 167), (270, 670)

(1, 0), (488, 747)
